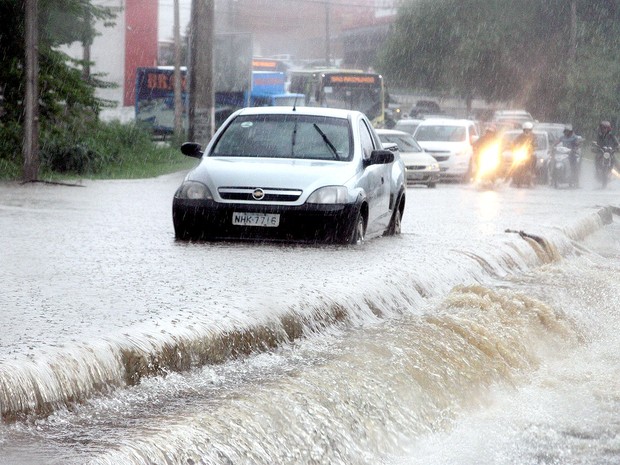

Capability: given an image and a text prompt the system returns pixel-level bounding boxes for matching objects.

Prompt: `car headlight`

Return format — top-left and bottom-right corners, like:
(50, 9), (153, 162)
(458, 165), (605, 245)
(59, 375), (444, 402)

(176, 181), (213, 200)
(307, 186), (349, 204)
(429, 163), (439, 171)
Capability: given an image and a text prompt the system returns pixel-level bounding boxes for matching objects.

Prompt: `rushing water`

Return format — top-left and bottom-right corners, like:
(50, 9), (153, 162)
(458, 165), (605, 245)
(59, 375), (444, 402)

(1, 172), (619, 464)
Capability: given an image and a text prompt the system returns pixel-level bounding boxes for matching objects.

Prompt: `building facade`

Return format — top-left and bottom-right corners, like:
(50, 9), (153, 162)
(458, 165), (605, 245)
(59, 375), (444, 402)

(66, 0), (399, 118)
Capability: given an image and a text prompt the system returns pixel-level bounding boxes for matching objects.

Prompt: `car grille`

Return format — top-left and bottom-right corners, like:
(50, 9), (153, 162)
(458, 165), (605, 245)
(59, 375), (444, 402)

(219, 187), (303, 202)
(424, 151), (450, 162)
(406, 165), (427, 170)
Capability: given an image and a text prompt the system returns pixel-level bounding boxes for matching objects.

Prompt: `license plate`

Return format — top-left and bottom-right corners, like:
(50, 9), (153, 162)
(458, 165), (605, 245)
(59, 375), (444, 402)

(232, 212), (280, 227)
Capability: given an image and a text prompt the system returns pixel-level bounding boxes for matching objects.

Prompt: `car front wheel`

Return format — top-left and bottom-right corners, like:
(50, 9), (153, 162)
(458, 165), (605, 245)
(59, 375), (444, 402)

(349, 214), (365, 245)
(384, 200), (403, 236)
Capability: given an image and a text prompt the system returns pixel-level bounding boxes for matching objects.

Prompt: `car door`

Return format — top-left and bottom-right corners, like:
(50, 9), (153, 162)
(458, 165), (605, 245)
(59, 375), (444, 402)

(359, 118), (391, 235)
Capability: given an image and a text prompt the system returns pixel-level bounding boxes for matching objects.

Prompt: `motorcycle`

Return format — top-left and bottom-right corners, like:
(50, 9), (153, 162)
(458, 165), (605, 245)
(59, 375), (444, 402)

(508, 145), (535, 187)
(593, 142), (616, 188)
(473, 141), (502, 187)
(549, 145), (580, 188)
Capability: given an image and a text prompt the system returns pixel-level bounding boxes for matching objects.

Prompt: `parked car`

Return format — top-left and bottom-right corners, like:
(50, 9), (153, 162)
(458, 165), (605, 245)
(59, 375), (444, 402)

(412, 118), (480, 181)
(173, 106), (406, 244)
(394, 118), (423, 136)
(492, 109), (534, 128)
(499, 129), (552, 183)
(376, 129), (440, 188)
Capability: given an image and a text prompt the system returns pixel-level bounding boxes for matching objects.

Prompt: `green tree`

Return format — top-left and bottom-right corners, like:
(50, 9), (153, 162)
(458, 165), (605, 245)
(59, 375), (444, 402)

(0, 0), (116, 173)
(377, 0), (620, 133)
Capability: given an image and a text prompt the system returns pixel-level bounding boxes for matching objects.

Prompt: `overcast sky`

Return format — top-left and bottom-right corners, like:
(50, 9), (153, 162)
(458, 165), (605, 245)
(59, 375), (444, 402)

(158, 0), (192, 42)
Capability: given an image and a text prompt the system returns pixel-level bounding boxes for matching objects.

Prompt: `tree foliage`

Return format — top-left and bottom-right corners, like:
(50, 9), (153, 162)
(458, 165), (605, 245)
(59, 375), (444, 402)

(378, 0), (620, 134)
(0, 0), (117, 171)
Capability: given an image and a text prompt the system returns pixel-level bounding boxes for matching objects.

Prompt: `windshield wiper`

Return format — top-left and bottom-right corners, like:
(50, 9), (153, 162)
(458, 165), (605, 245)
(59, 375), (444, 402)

(291, 119), (298, 157)
(313, 123), (339, 160)
(312, 123), (340, 160)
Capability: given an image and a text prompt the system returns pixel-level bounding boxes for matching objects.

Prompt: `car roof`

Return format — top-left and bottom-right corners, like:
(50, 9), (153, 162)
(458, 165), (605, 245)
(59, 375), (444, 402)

(375, 129), (411, 136)
(395, 119), (422, 125)
(416, 118), (475, 126)
(234, 106), (358, 119)
(493, 109), (532, 117)
(503, 129), (548, 137)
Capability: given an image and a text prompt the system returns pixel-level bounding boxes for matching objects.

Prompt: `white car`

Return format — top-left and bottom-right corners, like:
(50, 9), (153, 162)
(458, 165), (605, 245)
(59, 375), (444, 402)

(376, 129), (440, 188)
(394, 118), (423, 136)
(413, 118), (479, 181)
(173, 106), (406, 244)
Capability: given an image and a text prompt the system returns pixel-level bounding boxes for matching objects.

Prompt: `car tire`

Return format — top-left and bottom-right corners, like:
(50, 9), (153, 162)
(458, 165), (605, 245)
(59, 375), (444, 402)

(349, 213), (365, 245)
(427, 182), (436, 188)
(384, 198), (403, 236)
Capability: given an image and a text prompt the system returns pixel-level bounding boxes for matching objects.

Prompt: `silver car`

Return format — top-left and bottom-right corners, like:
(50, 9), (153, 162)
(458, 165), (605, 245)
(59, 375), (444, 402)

(376, 129), (440, 188)
(173, 106), (406, 244)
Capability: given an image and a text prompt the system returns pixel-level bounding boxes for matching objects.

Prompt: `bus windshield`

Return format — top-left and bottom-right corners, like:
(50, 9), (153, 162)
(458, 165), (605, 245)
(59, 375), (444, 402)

(322, 85), (382, 122)
(321, 72), (384, 124)
(289, 70), (385, 125)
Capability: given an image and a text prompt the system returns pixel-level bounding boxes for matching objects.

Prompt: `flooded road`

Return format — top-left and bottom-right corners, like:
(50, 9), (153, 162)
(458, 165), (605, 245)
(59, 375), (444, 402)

(1, 161), (619, 464)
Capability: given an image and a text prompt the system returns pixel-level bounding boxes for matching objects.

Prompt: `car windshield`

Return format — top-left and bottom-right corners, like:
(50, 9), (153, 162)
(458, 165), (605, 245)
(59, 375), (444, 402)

(379, 133), (423, 153)
(394, 120), (420, 135)
(414, 125), (466, 142)
(211, 114), (352, 161)
(501, 132), (547, 150)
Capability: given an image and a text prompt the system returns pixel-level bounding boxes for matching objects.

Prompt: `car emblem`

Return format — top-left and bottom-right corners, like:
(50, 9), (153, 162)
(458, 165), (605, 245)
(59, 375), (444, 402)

(252, 188), (265, 200)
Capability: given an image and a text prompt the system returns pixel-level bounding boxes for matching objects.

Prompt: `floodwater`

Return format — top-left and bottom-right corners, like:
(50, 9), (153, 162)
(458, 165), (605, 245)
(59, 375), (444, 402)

(0, 161), (619, 464)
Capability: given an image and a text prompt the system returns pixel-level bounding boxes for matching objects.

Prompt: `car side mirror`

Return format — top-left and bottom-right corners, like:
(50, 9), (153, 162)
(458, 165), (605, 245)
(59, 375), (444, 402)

(181, 142), (203, 158)
(365, 149), (395, 167)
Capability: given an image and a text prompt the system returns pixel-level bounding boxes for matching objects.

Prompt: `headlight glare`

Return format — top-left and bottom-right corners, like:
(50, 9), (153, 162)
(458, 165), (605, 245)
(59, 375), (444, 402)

(178, 181), (212, 200)
(307, 186), (349, 204)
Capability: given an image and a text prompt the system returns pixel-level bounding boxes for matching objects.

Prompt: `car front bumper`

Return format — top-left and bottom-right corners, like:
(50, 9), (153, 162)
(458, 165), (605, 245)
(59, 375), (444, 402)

(172, 198), (361, 243)
(406, 169), (440, 185)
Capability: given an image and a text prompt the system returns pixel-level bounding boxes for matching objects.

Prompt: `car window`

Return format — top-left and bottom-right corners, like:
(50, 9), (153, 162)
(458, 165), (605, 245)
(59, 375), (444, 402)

(415, 125), (466, 142)
(535, 134), (548, 149)
(394, 120), (420, 135)
(359, 119), (375, 159)
(380, 134), (422, 152)
(500, 132), (520, 149)
(211, 114), (352, 161)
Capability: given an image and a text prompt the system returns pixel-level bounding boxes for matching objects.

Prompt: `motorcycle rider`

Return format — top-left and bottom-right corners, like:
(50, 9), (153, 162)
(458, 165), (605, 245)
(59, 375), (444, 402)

(595, 120), (619, 179)
(556, 125), (581, 187)
(472, 124), (497, 168)
(596, 120), (618, 150)
(511, 121), (537, 184)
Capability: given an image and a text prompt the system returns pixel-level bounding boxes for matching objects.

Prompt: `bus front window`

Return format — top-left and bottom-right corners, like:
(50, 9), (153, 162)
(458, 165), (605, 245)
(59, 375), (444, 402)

(322, 86), (381, 121)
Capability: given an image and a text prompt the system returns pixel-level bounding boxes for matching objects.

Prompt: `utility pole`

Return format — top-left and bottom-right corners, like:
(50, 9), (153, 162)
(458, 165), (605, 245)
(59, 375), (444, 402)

(188, 0), (214, 146)
(569, 0), (577, 64)
(82, 8), (91, 81)
(23, 0), (40, 182)
(173, 0), (183, 138)
(324, 0), (331, 66)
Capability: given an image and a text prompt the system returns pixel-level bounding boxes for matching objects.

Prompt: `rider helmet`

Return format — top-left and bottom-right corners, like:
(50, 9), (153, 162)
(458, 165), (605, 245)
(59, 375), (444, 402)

(522, 121), (534, 131)
(600, 121), (612, 132)
(485, 123), (497, 134)
(563, 124), (573, 135)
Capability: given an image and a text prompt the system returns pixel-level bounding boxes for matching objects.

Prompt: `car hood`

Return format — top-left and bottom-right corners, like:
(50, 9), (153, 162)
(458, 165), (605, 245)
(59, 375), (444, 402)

(187, 156), (358, 190)
(416, 141), (468, 152)
(398, 151), (438, 165)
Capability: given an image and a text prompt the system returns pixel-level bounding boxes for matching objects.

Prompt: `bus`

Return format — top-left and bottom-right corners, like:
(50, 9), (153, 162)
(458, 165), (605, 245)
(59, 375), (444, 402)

(289, 69), (385, 125)
(135, 67), (303, 134)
